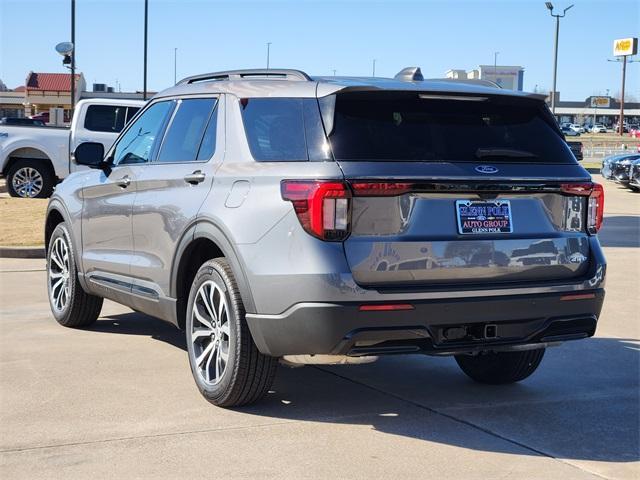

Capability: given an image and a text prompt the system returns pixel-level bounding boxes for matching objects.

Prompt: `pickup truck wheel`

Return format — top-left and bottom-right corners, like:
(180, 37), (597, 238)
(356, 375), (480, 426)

(7, 159), (55, 198)
(47, 223), (103, 327)
(455, 348), (545, 384)
(186, 258), (277, 407)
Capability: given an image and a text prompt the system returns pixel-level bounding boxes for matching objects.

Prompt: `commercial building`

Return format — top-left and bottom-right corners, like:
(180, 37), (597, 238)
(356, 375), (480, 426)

(0, 72), (151, 125)
(445, 65), (525, 90)
(551, 93), (640, 127)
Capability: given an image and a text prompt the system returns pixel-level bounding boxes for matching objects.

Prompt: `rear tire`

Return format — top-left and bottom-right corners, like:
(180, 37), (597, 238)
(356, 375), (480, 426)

(186, 258), (277, 407)
(7, 159), (56, 198)
(47, 223), (103, 327)
(455, 348), (545, 384)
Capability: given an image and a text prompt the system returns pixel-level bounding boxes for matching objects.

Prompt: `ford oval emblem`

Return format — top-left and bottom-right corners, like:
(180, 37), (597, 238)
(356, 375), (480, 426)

(475, 165), (499, 174)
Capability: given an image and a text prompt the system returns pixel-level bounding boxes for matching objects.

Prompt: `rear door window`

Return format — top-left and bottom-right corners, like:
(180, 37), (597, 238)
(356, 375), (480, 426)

(84, 105), (127, 132)
(324, 92), (575, 163)
(156, 98), (217, 163)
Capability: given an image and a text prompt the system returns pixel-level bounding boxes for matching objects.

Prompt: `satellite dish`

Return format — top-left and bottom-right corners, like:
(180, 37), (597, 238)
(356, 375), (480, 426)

(55, 42), (74, 56)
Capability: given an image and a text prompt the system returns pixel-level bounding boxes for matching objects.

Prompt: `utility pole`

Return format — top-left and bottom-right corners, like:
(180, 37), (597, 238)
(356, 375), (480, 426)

(332, 69), (337, 76)
(494, 51), (499, 75)
(174, 47), (177, 84)
(266, 42), (271, 69)
(143, 0), (148, 100)
(608, 57), (638, 135)
(372, 59), (376, 77)
(545, 3), (574, 115)
(70, 0), (75, 119)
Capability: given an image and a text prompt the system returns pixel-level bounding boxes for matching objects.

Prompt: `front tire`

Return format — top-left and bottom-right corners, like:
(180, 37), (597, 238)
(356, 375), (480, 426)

(455, 348), (545, 384)
(47, 223), (103, 327)
(186, 258), (277, 407)
(7, 159), (55, 198)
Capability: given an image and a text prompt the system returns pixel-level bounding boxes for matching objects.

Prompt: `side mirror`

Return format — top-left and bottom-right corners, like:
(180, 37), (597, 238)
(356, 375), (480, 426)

(74, 142), (105, 168)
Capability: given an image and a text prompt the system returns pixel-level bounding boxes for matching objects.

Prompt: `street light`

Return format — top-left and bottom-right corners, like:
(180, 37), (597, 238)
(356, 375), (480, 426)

(55, 41), (74, 119)
(143, 0), (148, 100)
(174, 47), (178, 84)
(494, 51), (499, 75)
(372, 59), (376, 77)
(546, 2), (574, 115)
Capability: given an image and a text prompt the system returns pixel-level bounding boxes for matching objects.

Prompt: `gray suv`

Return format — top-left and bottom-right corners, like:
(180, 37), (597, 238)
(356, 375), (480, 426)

(45, 68), (606, 407)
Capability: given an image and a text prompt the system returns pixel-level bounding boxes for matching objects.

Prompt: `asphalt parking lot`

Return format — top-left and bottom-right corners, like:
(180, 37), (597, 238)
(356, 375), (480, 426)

(0, 175), (638, 480)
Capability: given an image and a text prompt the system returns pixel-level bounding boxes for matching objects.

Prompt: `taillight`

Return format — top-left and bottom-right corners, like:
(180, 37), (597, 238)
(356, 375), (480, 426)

(560, 183), (605, 233)
(281, 180), (351, 241)
(587, 183), (604, 233)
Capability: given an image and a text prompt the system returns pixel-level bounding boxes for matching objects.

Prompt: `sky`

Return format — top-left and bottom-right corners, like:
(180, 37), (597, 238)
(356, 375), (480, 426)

(1, 0), (638, 101)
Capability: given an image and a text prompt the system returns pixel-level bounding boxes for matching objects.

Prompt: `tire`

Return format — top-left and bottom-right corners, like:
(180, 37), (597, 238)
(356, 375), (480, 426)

(47, 223), (103, 328)
(7, 158), (55, 198)
(186, 258), (277, 407)
(455, 348), (545, 385)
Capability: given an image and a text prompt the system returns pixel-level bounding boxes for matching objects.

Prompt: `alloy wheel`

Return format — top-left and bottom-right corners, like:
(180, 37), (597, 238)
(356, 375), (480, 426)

(48, 237), (70, 312)
(12, 167), (43, 198)
(190, 280), (231, 385)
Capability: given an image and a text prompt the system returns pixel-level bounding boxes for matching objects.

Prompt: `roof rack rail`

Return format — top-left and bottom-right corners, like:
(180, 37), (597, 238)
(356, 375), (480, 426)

(176, 69), (311, 85)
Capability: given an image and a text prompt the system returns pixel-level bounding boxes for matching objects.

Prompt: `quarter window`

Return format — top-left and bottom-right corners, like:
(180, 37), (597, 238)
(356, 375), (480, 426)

(113, 101), (173, 165)
(157, 98), (217, 163)
(84, 105), (126, 132)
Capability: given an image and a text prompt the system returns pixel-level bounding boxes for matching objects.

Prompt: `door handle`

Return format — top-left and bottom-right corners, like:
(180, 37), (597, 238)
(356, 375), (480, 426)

(184, 170), (206, 185)
(116, 175), (131, 188)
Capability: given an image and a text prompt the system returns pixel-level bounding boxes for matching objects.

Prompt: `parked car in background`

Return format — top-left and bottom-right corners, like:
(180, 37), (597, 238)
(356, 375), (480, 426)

(610, 154), (640, 185)
(561, 125), (580, 137)
(569, 124), (585, 133)
(29, 112), (50, 124)
(0, 98), (143, 197)
(566, 140), (583, 161)
(628, 159), (640, 191)
(590, 124), (607, 133)
(601, 154), (627, 180)
(0, 117), (46, 126)
(46, 68), (606, 407)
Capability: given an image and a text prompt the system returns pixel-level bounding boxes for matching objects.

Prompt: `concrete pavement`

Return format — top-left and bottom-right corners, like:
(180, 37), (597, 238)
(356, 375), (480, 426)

(0, 175), (638, 479)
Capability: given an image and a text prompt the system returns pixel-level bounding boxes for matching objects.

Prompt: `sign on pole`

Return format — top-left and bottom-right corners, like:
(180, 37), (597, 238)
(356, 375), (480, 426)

(613, 38), (638, 56)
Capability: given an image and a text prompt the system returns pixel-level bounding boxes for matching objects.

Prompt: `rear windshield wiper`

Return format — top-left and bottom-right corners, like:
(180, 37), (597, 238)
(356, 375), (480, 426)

(475, 148), (538, 159)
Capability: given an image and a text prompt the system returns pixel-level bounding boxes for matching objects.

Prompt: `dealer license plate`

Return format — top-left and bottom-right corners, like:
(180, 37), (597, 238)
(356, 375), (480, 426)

(455, 200), (513, 235)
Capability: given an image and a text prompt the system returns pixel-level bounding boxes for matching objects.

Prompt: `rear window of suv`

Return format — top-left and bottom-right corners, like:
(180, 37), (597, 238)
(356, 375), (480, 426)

(326, 92), (574, 163)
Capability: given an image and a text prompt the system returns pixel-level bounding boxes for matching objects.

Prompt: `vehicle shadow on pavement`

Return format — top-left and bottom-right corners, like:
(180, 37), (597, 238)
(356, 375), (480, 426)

(90, 312), (638, 464)
(598, 216), (640, 247)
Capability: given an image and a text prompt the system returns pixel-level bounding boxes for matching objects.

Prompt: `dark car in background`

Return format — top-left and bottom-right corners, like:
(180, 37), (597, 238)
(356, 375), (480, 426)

(0, 117), (46, 126)
(567, 140), (583, 161)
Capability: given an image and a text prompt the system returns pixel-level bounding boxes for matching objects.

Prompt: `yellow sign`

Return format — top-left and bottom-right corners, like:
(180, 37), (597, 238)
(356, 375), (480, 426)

(613, 37), (638, 56)
(590, 97), (610, 108)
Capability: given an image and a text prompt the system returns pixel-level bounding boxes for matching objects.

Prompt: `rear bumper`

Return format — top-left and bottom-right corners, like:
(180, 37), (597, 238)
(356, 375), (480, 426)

(246, 289), (605, 357)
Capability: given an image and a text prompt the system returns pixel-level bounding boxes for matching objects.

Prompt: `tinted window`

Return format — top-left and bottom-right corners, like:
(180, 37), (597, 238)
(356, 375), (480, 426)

(196, 104), (219, 161)
(240, 98), (330, 162)
(84, 105), (127, 132)
(113, 101), (172, 165)
(126, 107), (140, 123)
(326, 92), (574, 163)
(157, 98), (216, 163)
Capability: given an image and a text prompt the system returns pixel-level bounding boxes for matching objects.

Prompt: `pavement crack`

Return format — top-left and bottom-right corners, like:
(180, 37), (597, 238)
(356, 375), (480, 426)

(314, 366), (614, 480)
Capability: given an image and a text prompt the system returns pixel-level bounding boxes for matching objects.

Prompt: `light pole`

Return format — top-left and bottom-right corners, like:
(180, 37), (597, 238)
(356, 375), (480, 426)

(332, 69), (337, 76)
(70, 0), (75, 119)
(143, 0), (148, 100)
(493, 51), (499, 75)
(545, 2), (574, 115)
(266, 42), (272, 69)
(174, 47), (177, 84)
(372, 59), (376, 77)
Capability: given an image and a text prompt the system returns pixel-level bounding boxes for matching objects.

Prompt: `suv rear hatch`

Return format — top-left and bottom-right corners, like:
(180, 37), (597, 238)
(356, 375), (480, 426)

(321, 90), (599, 287)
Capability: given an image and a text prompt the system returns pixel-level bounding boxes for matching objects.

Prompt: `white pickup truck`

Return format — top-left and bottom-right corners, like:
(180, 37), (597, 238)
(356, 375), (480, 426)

(0, 98), (144, 198)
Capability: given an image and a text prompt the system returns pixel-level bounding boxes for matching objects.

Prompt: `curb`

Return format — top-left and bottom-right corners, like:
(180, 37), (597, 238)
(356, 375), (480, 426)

(0, 246), (45, 259)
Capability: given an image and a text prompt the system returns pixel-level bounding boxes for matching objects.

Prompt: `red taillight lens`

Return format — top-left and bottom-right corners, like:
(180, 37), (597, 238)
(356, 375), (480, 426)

(281, 180), (351, 241)
(561, 182), (605, 234)
(587, 183), (604, 233)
